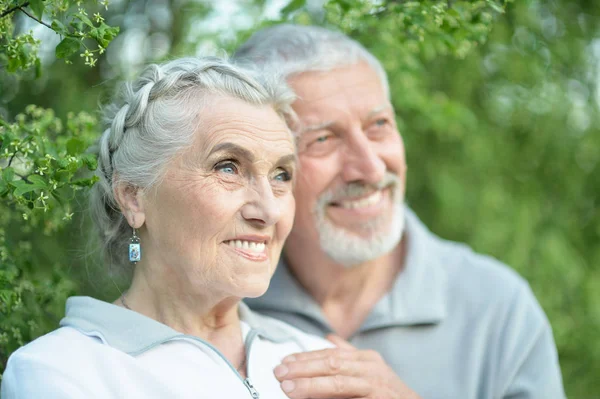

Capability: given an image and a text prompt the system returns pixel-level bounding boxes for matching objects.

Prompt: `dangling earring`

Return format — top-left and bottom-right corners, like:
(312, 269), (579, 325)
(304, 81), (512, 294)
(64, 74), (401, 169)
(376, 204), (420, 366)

(129, 227), (141, 264)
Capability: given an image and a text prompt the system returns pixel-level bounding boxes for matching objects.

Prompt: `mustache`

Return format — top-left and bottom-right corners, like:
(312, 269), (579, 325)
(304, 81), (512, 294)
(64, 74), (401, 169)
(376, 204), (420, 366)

(317, 172), (400, 204)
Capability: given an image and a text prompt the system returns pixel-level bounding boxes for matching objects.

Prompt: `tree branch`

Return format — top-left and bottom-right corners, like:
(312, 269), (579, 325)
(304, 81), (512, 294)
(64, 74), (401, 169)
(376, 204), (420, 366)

(0, 2), (29, 18)
(7, 150), (18, 166)
(8, 152), (18, 167)
(18, 6), (53, 31)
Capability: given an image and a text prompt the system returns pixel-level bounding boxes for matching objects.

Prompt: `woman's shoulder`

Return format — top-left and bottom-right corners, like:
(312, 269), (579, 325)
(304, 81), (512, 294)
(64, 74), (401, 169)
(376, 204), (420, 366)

(8, 326), (101, 362)
(2, 327), (107, 398)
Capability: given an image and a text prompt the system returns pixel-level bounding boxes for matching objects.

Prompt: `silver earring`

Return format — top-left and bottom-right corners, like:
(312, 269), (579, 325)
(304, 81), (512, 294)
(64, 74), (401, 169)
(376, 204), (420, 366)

(129, 227), (141, 264)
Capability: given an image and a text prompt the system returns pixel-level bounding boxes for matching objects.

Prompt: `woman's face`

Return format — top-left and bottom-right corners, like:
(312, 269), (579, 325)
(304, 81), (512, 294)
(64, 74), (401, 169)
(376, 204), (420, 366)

(140, 95), (296, 300)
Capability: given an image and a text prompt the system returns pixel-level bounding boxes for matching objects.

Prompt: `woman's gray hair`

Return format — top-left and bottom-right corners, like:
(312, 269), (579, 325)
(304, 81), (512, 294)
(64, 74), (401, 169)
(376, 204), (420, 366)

(233, 24), (390, 98)
(91, 56), (295, 271)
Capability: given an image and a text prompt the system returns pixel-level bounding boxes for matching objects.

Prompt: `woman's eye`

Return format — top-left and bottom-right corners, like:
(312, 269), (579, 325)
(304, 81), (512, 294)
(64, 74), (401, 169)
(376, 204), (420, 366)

(215, 161), (238, 175)
(274, 169), (292, 182)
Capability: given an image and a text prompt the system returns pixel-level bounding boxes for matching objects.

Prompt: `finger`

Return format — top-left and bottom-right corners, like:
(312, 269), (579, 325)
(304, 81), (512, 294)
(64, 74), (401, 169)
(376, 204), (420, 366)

(274, 357), (372, 381)
(280, 375), (371, 399)
(282, 348), (382, 365)
(326, 334), (356, 350)
(281, 347), (355, 363)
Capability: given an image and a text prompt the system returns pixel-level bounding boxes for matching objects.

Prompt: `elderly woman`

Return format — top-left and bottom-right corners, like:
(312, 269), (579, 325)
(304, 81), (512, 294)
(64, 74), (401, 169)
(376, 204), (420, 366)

(1, 57), (331, 398)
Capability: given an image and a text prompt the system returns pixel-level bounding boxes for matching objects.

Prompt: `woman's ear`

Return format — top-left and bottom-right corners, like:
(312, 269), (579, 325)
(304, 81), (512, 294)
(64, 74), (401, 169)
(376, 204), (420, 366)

(114, 182), (146, 228)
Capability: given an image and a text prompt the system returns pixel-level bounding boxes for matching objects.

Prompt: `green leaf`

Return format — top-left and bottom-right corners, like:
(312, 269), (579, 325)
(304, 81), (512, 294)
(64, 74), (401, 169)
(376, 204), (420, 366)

(7, 57), (20, 73)
(93, 23), (120, 48)
(54, 170), (70, 182)
(51, 20), (68, 35)
(63, 159), (83, 173)
(29, 0), (45, 20)
(335, 0), (354, 12)
(10, 179), (45, 197)
(28, 175), (48, 188)
(2, 167), (14, 182)
(66, 138), (86, 155)
(55, 37), (80, 59)
(0, 180), (8, 196)
(281, 0), (306, 15)
(34, 58), (42, 79)
(70, 20), (84, 33)
(485, 0), (505, 14)
(81, 153), (98, 170)
(89, 27), (106, 48)
(71, 175), (99, 187)
(50, 190), (65, 206)
(77, 14), (94, 28)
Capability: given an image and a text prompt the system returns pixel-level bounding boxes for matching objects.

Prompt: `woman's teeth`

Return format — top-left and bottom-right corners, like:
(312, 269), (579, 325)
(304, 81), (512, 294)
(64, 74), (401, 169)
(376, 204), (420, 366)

(340, 190), (383, 209)
(227, 240), (266, 253)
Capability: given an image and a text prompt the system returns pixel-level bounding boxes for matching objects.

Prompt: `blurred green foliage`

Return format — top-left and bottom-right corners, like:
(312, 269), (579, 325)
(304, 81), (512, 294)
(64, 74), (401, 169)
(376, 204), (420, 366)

(0, 0), (117, 380)
(1, 0), (598, 397)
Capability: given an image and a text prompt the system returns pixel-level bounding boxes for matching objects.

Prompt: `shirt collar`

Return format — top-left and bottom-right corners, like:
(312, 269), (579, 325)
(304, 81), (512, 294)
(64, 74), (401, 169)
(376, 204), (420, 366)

(245, 206), (448, 331)
(60, 296), (294, 355)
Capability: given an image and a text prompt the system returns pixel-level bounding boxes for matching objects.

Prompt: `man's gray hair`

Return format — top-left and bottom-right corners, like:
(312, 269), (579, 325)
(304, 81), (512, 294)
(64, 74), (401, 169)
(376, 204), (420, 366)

(90, 56), (295, 270)
(233, 24), (389, 98)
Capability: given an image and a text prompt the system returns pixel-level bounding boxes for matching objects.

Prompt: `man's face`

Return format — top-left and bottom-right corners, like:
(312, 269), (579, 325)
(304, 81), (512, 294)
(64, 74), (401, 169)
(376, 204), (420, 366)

(287, 62), (407, 267)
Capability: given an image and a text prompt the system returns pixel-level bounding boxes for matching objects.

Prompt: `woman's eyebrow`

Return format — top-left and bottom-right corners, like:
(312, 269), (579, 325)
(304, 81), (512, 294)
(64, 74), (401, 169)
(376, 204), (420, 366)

(209, 142), (255, 162)
(277, 154), (297, 167)
(209, 143), (296, 167)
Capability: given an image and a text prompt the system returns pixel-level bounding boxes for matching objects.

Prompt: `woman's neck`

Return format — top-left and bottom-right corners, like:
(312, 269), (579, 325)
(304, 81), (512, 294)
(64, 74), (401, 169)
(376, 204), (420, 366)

(116, 264), (247, 371)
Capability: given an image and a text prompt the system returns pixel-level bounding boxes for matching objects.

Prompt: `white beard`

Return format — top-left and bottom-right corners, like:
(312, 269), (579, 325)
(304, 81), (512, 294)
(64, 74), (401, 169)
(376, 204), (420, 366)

(313, 173), (405, 267)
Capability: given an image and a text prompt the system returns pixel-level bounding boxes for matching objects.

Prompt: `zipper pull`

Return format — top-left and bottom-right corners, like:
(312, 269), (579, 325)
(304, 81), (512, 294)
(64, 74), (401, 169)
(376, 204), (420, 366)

(244, 378), (260, 398)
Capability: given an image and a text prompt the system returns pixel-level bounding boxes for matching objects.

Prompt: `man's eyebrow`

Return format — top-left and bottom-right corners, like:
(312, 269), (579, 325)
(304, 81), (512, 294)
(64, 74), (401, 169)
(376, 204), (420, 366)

(299, 105), (392, 134)
(367, 103), (393, 119)
(209, 142), (255, 162)
(298, 120), (334, 135)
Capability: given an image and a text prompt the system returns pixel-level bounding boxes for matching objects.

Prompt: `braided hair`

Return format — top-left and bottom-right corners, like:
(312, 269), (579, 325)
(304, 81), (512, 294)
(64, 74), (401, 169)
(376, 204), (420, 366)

(90, 57), (295, 271)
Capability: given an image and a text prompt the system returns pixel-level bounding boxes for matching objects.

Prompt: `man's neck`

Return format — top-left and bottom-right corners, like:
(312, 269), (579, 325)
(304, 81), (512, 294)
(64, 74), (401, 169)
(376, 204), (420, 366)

(285, 238), (406, 338)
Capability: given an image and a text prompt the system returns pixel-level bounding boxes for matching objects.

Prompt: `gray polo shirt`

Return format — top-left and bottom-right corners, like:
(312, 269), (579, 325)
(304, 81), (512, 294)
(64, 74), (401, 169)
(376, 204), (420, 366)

(245, 208), (565, 399)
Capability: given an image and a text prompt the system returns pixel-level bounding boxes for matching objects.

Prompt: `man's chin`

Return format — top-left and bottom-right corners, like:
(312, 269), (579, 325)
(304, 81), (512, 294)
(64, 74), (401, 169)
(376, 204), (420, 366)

(325, 204), (399, 233)
(316, 203), (405, 267)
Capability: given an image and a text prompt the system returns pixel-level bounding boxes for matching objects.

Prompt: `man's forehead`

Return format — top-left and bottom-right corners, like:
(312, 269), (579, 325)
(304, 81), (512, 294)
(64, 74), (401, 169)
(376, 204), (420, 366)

(297, 102), (393, 134)
(289, 62), (385, 103)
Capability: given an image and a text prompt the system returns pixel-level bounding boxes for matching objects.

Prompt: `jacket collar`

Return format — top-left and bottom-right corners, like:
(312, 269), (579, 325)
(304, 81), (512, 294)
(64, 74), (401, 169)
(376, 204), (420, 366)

(245, 206), (448, 332)
(60, 297), (294, 356)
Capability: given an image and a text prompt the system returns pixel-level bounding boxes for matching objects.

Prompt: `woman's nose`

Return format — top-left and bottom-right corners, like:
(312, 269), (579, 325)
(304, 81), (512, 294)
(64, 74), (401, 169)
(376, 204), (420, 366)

(240, 177), (282, 227)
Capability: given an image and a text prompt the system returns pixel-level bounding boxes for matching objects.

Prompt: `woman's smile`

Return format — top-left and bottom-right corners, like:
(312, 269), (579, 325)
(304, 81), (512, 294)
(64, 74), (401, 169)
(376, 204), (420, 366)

(223, 235), (270, 262)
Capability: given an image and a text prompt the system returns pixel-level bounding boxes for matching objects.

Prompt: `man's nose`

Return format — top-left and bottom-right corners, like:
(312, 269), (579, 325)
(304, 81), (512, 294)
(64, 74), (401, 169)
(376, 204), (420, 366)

(240, 177), (282, 227)
(340, 130), (386, 184)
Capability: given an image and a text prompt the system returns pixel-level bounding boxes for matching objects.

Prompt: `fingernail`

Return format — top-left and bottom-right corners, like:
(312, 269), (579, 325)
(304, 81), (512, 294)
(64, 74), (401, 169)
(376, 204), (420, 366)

(281, 380), (295, 393)
(274, 364), (289, 378)
(282, 355), (296, 363)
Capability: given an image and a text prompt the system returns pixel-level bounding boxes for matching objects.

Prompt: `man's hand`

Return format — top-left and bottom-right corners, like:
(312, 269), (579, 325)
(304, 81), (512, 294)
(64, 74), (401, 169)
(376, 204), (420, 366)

(273, 335), (422, 399)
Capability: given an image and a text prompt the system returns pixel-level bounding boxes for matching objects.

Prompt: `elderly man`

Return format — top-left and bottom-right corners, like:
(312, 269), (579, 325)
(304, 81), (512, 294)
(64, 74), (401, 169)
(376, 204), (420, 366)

(234, 24), (565, 399)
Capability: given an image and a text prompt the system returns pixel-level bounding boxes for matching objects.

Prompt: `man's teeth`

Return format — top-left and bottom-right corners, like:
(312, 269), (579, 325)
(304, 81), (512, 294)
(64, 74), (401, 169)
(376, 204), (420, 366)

(227, 240), (266, 253)
(340, 190), (383, 209)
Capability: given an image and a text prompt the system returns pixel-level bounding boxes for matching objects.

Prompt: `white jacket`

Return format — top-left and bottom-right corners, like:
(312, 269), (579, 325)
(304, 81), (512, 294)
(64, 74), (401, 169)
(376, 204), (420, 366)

(1, 296), (332, 398)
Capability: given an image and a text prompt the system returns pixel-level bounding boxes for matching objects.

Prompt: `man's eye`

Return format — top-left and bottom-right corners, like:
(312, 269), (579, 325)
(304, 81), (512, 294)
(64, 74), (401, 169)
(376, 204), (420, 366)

(374, 118), (389, 127)
(316, 135), (329, 143)
(215, 161), (238, 174)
